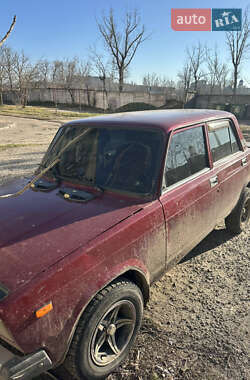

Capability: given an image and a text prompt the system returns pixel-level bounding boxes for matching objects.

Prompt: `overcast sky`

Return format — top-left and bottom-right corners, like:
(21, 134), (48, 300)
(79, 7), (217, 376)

(1, 0), (250, 85)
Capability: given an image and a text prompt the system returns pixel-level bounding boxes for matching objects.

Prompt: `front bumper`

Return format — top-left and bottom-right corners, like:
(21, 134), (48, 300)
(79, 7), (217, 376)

(0, 344), (52, 380)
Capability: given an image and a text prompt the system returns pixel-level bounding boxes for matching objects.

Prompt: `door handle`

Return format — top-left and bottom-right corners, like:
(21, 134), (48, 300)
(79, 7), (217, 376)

(241, 157), (247, 167)
(210, 175), (218, 188)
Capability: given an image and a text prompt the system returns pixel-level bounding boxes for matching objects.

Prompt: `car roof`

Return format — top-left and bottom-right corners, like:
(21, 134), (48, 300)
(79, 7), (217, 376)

(65, 109), (234, 134)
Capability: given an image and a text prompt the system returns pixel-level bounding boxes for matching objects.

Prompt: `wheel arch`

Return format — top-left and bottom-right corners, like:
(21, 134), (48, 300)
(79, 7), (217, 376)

(120, 269), (150, 306)
(59, 267), (149, 366)
(230, 184), (249, 213)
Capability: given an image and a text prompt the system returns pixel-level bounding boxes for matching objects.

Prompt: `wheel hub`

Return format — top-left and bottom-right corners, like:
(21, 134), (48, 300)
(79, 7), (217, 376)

(90, 300), (136, 367)
(107, 323), (116, 335)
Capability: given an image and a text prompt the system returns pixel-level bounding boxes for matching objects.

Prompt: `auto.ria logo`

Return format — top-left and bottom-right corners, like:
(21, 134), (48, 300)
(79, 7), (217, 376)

(212, 9), (242, 31)
(171, 8), (242, 31)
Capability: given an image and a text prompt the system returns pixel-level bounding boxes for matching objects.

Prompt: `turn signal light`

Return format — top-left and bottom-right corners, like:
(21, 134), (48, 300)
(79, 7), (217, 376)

(36, 302), (53, 318)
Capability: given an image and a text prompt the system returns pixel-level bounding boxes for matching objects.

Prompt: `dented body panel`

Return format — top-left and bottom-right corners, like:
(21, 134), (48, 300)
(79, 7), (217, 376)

(0, 109), (250, 371)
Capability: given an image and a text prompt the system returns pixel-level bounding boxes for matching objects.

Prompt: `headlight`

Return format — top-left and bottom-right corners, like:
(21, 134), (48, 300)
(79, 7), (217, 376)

(0, 284), (9, 301)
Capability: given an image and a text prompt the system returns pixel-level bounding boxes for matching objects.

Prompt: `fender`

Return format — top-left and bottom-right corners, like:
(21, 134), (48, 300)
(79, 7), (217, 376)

(59, 262), (150, 365)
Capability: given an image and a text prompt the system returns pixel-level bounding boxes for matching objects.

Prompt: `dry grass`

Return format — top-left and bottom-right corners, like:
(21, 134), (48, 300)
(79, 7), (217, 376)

(0, 143), (45, 152)
(0, 105), (101, 120)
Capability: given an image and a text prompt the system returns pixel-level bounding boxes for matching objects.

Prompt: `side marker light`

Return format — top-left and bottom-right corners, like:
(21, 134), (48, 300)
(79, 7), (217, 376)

(36, 302), (53, 318)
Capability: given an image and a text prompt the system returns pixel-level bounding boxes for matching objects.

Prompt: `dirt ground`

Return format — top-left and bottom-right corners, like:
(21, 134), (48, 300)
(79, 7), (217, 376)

(0, 115), (249, 380)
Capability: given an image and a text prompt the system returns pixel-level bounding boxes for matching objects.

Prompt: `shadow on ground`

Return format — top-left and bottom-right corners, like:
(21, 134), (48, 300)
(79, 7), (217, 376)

(179, 227), (233, 264)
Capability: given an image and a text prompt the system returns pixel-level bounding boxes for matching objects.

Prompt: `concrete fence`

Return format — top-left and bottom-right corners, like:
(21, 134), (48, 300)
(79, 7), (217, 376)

(3, 87), (175, 110)
(186, 94), (250, 119)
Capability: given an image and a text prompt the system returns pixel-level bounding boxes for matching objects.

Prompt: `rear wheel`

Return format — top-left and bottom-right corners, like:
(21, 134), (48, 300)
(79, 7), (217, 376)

(225, 188), (250, 234)
(64, 279), (143, 380)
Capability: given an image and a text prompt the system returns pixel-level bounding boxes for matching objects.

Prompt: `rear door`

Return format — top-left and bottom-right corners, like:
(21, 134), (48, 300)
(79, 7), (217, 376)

(159, 124), (220, 267)
(207, 119), (248, 219)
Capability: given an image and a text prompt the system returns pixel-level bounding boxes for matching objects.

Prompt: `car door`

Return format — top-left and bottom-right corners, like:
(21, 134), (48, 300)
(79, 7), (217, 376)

(159, 124), (220, 268)
(207, 119), (248, 219)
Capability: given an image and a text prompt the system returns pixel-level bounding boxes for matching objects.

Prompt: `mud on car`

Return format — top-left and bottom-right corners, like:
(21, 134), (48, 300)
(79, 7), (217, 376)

(0, 110), (250, 380)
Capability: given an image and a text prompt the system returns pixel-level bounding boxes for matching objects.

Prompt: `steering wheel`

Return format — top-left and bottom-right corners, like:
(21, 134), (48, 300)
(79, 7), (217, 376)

(106, 142), (152, 190)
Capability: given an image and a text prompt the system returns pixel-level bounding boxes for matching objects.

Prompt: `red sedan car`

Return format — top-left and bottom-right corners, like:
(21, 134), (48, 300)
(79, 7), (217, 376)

(0, 110), (249, 380)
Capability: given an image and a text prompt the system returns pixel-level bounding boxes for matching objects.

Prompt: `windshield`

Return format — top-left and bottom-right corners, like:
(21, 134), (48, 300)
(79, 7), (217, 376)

(41, 125), (165, 196)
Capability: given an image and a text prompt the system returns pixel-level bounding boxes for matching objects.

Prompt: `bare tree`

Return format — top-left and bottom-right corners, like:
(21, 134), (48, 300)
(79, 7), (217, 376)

(2, 46), (16, 91)
(78, 60), (92, 87)
(0, 48), (7, 104)
(36, 59), (51, 88)
(51, 60), (64, 86)
(0, 16), (16, 47)
(13, 51), (39, 106)
(97, 8), (146, 92)
(51, 59), (77, 103)
(177, 62), (192, 103)
(187, 43), (206, 93)
(90, 47), (114, 93)
(50, 58), (91, 105)
(63, 58), (91, 103)
(0, 46), (17, 104)
(142, 73), (175, 92)
(206, 47), (229, 94)
(63, 58), (79, 103)
(142, 72), (160, 90)
(50, 60), (64, 108)
(226, 8), (250, 96)
(160, 77), (176, 88)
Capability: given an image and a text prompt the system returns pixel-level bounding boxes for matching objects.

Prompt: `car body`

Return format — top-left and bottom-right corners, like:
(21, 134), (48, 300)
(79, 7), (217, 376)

(0, 109), (250, 380)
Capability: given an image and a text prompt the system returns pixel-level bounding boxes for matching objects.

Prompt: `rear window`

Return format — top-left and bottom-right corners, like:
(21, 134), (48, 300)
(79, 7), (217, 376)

(208, 120), (240, 162)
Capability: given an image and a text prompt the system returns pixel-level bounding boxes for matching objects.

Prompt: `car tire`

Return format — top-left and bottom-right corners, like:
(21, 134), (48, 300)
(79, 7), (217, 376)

(225, 187), (250, 234)
(63, 278), (144, 380)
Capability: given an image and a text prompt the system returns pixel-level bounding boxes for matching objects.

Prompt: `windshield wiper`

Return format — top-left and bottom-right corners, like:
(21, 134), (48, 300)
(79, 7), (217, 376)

(31, 177), (60, 192)
(58, 187), (95, 203)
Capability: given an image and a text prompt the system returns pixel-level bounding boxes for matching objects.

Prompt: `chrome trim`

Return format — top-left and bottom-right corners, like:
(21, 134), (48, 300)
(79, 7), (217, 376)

(210, 175), (218, 188)
(241, 157), (247, 167)
(161, 167), (210, 195)
(0, 348), (52, 380)
(207, 120), (229, 131)
(212, 150), (243, 167)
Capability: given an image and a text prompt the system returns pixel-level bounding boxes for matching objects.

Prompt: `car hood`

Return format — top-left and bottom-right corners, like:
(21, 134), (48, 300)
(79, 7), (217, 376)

(0, 179), (144, 292)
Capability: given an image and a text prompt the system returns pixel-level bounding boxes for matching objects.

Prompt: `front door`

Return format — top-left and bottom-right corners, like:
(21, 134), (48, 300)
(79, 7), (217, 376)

(160, 124), (220, 267)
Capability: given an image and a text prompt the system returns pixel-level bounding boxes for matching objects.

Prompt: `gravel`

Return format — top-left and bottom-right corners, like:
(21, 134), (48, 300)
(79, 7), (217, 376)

(0, 115), (61, 186)
(110, 223), (249, 380)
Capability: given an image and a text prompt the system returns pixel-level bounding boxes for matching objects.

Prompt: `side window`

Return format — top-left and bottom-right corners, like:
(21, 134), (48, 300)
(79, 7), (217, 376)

(208, 120), (240, 162)
(229, 124), (240, 154)
(165, 126), (208, 187)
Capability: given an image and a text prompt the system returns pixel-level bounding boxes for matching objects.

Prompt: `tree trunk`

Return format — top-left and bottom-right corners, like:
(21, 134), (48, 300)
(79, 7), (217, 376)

(233, 66), (238, 100)
(102, 78), (108, 111)
(68, 88), (75, 104)
(0, 80), (3, 105)
(119, 69), (124, 92)
(86, 86), (90, 106)
(78, 89), (82, 112)
(22, 88), (28, 108)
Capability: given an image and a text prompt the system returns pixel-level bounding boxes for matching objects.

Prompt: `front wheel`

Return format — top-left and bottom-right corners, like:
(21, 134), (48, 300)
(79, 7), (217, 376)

(225, 187), (250, 234)
(64, 278), (144, 380)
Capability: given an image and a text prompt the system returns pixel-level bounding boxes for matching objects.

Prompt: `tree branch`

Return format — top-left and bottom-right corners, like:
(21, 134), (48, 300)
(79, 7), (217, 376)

(0, 15), (16, 47)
